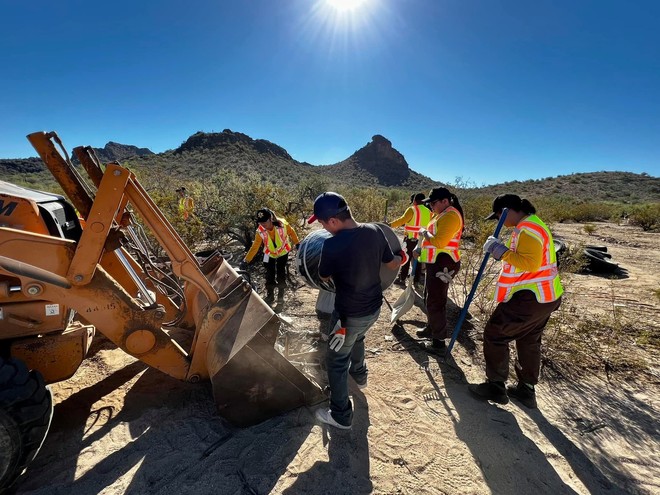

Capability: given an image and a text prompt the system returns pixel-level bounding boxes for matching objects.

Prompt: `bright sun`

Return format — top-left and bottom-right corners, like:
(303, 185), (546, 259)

(326, 0), (369, 12)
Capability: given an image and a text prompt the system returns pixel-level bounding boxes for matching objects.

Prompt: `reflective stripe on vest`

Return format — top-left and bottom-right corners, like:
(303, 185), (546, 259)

(404, 205), (431, 239)
(257, 220), (292, 258)
(419, 207), (463, 263)
(494, 215), (564, 303)
(178, 197), (194, 220)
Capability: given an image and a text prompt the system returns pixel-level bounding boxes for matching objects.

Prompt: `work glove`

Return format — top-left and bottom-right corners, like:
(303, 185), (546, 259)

(483, 236), (509, 260)
(329, 326), (347, 352)
(418, 228), (433, 240)
(436, 267), (455, 284)
(412, 246), (422, 259)
(396, 250), (408, 266)
(294, 243), (300, 250)
(238, 260), (248, 270)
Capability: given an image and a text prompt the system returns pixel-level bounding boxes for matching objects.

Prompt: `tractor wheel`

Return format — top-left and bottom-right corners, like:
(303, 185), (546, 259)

(0, 358), (54, 491)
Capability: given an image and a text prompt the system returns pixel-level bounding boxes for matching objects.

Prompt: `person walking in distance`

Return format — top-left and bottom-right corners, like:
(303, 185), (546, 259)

(389, 192), (431, 287)
(413, 187), (464, 355)
(241, 208), (299, 304)
(308, 192), (404, 429)
(468, 194), (563, 409)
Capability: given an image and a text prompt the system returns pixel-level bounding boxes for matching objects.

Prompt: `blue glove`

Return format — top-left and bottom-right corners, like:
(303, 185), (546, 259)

(483, 236), (509, 260)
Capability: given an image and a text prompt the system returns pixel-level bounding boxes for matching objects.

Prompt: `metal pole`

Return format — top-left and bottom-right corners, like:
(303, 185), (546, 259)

(446, 209), (509, 356)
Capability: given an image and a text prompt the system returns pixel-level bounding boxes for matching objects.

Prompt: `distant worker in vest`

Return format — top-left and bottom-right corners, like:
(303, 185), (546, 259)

(413, 187), (464, 355)
(389, 192), (431, 287)
(308, 192), (404, 430)
(468, 194), (563, 409)
(176, 187), (194, 221)
(241, 208), (300, 304)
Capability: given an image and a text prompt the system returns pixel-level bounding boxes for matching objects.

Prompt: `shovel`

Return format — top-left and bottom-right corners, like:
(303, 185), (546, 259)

(446, 208), (508, 356)
(390, 258), (421, 323)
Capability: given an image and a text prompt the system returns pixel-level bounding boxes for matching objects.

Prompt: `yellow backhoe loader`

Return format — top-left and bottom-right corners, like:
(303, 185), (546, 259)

(0, 131), (325, 490)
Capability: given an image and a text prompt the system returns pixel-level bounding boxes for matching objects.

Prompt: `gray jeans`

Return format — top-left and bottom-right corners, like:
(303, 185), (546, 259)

(326, 308), (381, 426)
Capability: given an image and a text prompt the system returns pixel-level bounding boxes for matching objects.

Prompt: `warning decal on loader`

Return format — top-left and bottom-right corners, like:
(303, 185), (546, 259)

(45, 304), (60, 316)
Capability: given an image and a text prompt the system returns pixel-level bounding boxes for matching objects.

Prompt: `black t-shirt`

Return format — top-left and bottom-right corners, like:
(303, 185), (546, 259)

(319, 223), (395, 318)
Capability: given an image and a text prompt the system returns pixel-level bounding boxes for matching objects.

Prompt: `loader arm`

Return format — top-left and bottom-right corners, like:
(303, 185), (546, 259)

(0, 131), (325, 427)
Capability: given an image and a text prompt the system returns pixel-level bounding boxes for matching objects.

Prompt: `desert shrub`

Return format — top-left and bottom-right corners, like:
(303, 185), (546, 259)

(542, 297), (650, 380)
(583, 224), (597, 235)
(341, 188), (389, 223)
(628, 203), (660, 231)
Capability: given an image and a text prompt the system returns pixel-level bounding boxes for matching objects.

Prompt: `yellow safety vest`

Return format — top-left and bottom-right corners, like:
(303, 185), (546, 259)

(257, 219), (292, 259)
(495, 215), (564, 303)
(419, 207), (463, 263)
(178, 196), (194, 220)
(404, 204), (432, 240)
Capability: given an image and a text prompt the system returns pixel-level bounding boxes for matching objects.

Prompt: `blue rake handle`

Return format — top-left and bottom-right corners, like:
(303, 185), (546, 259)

(446, 208), (508, 356)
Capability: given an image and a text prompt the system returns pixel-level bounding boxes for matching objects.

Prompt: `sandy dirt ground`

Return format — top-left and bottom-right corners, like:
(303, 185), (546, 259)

(15, 222), (660, 495)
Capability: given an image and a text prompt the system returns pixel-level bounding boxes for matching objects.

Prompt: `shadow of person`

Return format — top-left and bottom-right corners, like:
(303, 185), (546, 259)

(510, 377), (654, 494)
(388, 328), (596, 494)
(283, 385), (372, 495)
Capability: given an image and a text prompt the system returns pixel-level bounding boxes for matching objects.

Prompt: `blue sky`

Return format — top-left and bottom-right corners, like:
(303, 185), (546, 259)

(1, 0), (659, 185)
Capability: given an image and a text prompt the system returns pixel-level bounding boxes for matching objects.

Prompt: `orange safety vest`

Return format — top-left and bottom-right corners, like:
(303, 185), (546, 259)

(419, 206), (463, 263)
(495, 215), (564, 303)
(257, 219), (292, 259)
(178, 196), (194, 220)
(404, 204), (432, 240)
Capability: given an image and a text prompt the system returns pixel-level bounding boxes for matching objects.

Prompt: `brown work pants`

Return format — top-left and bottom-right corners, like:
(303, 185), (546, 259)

(484, 290), (562, 385)
(424, 254), (460, 340)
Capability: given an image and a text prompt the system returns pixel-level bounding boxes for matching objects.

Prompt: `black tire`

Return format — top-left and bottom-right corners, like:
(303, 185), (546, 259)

(583, 249), (618, 273)
(0, 358), (53, 492)
(585, 248), (612, 259)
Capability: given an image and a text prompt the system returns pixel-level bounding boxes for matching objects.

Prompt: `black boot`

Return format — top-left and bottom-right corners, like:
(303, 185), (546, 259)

(468, 380), (509, 405)
(277, 287), (285, 302)
(507, 382), (537, 409)
(416, 326), (432, 339)
(264, 288), (275, 304)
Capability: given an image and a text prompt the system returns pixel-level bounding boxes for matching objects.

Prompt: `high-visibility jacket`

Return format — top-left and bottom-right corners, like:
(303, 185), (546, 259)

(257, 219), (292, 259)
(178, 196), (194, 220)
(404, 204), (432, 240)
(495, 215), (564, 303)
(419, 206), (463, 263)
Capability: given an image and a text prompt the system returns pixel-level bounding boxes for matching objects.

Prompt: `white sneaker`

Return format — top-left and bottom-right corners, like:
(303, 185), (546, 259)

(315, 408), (351, 430)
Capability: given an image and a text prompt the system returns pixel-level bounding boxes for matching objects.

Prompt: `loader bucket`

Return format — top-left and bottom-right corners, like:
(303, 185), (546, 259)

(190, 257), (326, 427)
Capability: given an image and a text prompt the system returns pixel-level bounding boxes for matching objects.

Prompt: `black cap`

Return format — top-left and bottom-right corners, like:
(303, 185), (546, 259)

(410, 193), (426, 204)
(307, 192), (348, 224)
(256, 208), (272, 223)
(423, 187), (451, 205)
(485, 194), (522, 220)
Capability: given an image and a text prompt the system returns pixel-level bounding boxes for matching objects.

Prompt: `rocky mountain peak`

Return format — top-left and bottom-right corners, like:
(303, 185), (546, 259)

(176, 129), (292, 160)
(348, 134), (410, 186)
(71, 141), (153, 164)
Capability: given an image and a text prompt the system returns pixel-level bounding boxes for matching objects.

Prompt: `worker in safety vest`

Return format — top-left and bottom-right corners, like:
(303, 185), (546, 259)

(468, 194), (563, 409)
(176, 187), (194, 221)
(413, 187), (464, 354)
(412, 187), (464, 355)
(241, 208), (299, 304)
(389, 192), (430, 286)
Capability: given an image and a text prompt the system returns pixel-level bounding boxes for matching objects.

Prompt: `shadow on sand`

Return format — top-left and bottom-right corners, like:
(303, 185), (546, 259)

(18, 360), (317, 494)
(390, 324), (634, 494)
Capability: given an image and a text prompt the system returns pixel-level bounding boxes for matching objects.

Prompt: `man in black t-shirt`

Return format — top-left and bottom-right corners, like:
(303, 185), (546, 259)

(308, 192), (402, 429)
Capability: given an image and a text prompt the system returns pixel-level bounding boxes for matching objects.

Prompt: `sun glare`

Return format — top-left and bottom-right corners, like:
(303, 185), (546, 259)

(326, 0), (368, 13)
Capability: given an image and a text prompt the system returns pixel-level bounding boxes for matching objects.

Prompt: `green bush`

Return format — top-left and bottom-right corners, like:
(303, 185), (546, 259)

(628, 203), (660, 231)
